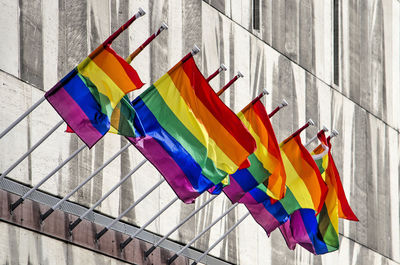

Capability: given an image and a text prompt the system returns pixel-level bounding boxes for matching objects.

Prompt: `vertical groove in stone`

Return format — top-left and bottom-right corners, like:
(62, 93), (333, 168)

(57, 0), (89, 204)
(179, 0), (201, 243)
(299, 0), (315, 73)
(305, 74), (319, 141)
(19, 0), (44, 89)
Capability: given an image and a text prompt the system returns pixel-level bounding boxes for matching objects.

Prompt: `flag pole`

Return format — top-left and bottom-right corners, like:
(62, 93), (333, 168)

(240, 89), (269, 113)
(120, 197), (179, 250)
(40, 143), (131, 222)
(95, 178), (165, 241)
(0, 97), (46, 140)
(190, 212), (250, 265)
(268, 99), (288, 118)
(327, 129), (339, 142)
(216, 71), (244, 96)
(305, 126), (329, 147)
(144, 195), (217, 257)
(9, 144), (87, 212)
(285, 119), (315, 143)
(69, 159), (147, 232)
(0, 119), (64, 181)
(180, 45), (200, 64)
(206, 64), (227, 82)
(126, 22), (168, 64)
(167, 202), (239, 265)
(103, 8), (145, 47)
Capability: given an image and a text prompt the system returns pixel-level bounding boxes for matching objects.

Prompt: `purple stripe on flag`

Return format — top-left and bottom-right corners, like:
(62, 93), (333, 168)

(223, 176), (245, 203)
(129, 136), (200, 203)
(46, 87), (103, 147)
(241, 191), (281, 236)
(279, 221), (297, 250)
(290, 211), (316, 254)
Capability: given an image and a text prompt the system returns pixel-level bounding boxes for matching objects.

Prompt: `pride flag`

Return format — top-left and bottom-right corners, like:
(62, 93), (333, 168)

(128, 56), (256, 203)
(223, 100), (286, 202)
(279, 133), (358, 254)
(240, 133), (328, 235)
(45, 18), (143, 148)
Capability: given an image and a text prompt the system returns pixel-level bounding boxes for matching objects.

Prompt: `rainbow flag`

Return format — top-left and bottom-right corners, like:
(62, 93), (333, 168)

(45, 42), (144, 148)
(223, 100), (286, 202)
(128, 56), (256, 203)
(239, 133), (327, 235)
(279, 133), (358, 254)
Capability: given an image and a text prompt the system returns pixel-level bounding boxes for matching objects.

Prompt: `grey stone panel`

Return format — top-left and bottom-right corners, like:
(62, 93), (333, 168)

(19, 0), (43, 89)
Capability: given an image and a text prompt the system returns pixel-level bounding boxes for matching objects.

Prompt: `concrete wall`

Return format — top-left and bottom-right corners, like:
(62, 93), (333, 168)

(0, 0), (399, 264)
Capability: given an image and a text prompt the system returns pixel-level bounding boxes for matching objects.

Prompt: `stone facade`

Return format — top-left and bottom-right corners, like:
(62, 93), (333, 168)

(0, 0), (399, 264)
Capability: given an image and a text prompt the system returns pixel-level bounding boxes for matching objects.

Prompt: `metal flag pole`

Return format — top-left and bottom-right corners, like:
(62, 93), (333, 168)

(120, 196), (179, 250)
(10, 144), (87, 212)
(0, 97), (46, 140)
(40, 143), (131, 222)
(0, 119), (64, 181)
(327, 129), (339, 142)
(268, 99), (289, 118)
(216, 71), (244, 96)
(305, 126), (329, 147)
(126, 22), (168, 64)
(144, 195), (217, 257)
(206, 64), (227, 82)
(190, 212), (250, 265)
(167, 202), (239, 265)
(95, 178), (165, 241)
(240, 89), (269, 112)
(103, 8), (145, 47)
(69, 159), (147, 232)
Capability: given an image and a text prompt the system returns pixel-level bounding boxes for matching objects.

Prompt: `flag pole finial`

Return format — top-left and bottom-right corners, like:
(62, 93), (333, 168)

(330, 129), (339, 138)
(262, 88), (269, 95)
(237, 71), (244, 78)
(137, 7), (146, 17)
(307, 119), (315, 126)
(220, 64), (227, 72)
(161, 22), (168, 30)
(322, 125), (329, 132)
(280, 99), (288, 108)
(191, 45), (200, 56)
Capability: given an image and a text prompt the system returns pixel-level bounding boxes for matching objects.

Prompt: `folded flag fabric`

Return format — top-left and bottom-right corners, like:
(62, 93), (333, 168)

(46, 38), (143, 148)
(240, 133), (327, 235)
(128, 56), (256, 203)
(224, 100), (286, 202)
(279, 132), (358, 254)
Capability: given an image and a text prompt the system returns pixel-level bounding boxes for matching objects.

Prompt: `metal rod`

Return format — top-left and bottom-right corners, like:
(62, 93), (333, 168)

(240, 89), (269, 113)
(191, 212), (250, 265)
(0, 97), (46, 140)
(0, 119), (64, 181)
(95, 178), (165, 241)
(144, 195), (217, 257)
(284, 119), (315, 144)
(40, 143), (131, 222)
(69, 159), (147, 232)
(167, 202), (239, 265)
(103, 8), (145, 47)
(327, 129), (339, 142)
(206, 64), (227, 82)
(216, 71), (243, 96)
(268, 99), (288, 118)
(120, 196), (179, 250)
(126, 22), (168, 64)
(305, 126), (329, 147)
(10, 144), (86, 212)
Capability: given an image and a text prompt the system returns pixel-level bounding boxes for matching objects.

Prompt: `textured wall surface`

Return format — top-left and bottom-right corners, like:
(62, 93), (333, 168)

(0, 0), (399, 264)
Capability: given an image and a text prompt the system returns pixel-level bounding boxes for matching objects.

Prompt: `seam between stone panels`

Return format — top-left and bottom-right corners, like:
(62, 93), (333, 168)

(203, 1), (400, 135)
